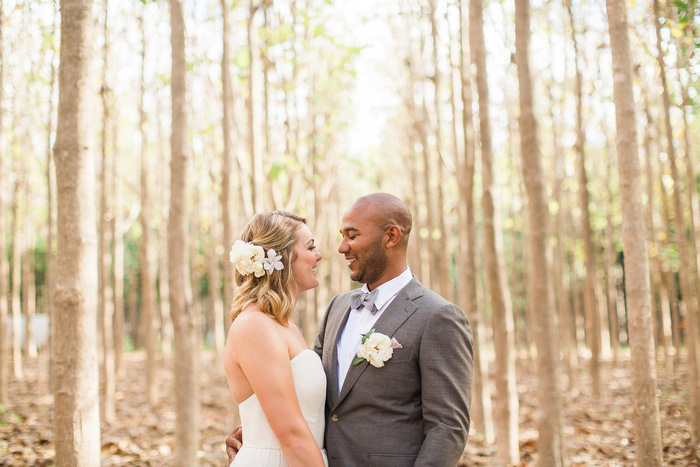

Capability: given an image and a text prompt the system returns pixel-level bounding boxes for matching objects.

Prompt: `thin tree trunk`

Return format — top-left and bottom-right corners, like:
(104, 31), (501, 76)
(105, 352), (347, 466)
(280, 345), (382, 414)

(207, 197), (225, 360)
(567, 0), (602, 400)
(10, 176), (23, 380)
(221, 0), (236, 317)
(642, 74), (674, 377)
(548, 74), (577, 388)
(140, 6), (158, 407)
(603, 132), (621, 360)
(169, 0), (199, 462)
(653, 0), (700, 441)
(457, 0), (493, 442)
(99, 4), (115, 423)
(52, 0), (100, 460)
(45, 0), (59, 395)
(22, 223), (37, 359)
(405, 58), (432, 287)
(112, 130), (125, 376)
(158, 97), (172, 356)
(428, 0), (450, 300)
(606, 0), (664, 461)
(247, 2), (263, 212)
(672, 6), (700, 369)
(514, 0), (564, 462)
(658, 167), (682, 356)
(0, 0), (7, 404)
(470, 0), (519, 462)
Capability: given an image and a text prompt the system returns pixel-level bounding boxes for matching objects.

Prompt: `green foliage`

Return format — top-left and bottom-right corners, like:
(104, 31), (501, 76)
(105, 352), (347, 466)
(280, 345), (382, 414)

(232, 46), (251, 71)
(268, 160), (287, 181)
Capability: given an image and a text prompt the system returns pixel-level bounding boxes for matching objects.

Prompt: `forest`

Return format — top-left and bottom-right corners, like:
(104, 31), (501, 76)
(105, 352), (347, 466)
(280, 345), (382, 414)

(0, 0), (699, 464)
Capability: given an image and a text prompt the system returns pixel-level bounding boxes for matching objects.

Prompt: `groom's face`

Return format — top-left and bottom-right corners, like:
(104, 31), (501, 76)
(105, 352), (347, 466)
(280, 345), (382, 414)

(339, 204), (388, 288)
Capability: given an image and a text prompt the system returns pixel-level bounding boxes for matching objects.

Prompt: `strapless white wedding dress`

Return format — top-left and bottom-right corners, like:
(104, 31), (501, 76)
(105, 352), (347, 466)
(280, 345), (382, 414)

(230, 349), (328, 467)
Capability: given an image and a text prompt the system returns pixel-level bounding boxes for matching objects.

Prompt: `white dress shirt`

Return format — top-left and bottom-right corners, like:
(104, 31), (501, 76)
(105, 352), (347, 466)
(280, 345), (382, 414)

(336, 267), (413, 393)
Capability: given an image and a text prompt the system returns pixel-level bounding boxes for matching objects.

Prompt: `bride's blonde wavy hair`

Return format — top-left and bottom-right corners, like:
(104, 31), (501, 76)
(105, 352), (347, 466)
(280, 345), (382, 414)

(229, 211), (306, 325)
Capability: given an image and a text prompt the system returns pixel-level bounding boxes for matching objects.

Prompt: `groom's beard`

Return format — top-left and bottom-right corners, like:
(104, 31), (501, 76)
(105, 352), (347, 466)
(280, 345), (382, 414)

(351, 241), (387, 286)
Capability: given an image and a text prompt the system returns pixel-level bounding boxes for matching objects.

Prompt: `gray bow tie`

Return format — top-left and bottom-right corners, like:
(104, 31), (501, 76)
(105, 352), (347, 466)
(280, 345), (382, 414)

(350, 288), (379, 314)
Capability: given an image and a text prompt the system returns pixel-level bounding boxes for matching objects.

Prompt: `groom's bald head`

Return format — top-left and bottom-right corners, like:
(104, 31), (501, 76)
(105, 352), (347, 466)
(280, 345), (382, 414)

(349, 193), (412, 249)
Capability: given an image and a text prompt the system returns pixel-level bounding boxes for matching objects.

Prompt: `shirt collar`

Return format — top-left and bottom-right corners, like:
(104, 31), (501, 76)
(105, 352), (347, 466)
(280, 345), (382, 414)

(361, 267), (412, 311)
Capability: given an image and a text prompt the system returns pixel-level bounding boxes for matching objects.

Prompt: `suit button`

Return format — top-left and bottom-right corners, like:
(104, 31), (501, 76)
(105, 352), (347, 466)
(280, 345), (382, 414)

(330, 414), (339, 422)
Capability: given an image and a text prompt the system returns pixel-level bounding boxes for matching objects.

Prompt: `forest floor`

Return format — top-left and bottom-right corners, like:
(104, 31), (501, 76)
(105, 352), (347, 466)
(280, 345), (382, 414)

(0, 348), (698, 466)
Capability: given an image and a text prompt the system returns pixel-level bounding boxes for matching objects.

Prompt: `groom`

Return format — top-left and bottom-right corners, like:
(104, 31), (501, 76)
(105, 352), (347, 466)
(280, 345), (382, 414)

(228, 193), (473, 466)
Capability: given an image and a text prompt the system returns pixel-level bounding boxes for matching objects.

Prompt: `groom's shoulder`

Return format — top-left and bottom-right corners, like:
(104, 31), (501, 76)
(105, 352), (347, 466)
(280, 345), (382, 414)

(407, 280), (457, 309)
(327, 290), (353, 309)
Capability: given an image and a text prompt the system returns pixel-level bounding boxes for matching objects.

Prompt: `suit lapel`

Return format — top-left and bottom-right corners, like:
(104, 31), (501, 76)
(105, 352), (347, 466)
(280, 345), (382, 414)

(325, 293), (353, 407)
(333, 278), (423, 409)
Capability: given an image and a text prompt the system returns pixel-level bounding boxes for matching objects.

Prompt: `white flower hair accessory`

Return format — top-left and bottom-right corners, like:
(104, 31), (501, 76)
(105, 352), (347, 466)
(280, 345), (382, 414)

(229, 240), (284, 277)
(353, 329), (403, 368)
(263, 249), (284, 272)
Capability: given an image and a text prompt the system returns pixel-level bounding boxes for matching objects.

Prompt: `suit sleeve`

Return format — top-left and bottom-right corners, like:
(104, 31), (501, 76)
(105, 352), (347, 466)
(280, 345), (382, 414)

(415, 303), (473, 466)
(313, 294), (337, 359)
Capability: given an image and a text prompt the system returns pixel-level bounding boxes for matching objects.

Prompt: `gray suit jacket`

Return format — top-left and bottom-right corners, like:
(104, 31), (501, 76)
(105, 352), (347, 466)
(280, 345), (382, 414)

(313, 277), (473, 467)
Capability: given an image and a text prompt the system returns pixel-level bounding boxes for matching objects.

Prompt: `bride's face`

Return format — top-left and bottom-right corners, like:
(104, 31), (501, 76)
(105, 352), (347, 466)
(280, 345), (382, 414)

(291, 224), (323, 294)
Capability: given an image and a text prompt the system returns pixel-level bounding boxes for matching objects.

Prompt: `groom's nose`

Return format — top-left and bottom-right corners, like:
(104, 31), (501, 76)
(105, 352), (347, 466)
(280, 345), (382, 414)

(338, 238), (349, 254)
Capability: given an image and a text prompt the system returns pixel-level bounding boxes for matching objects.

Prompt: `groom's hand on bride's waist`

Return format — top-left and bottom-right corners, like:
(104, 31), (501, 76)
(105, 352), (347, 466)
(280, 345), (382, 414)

(225, 426), (243, 464)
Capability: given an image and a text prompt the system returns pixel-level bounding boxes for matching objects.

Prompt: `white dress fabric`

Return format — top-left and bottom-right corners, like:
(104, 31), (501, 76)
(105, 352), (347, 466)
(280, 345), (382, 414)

(230, 349), (328, 467)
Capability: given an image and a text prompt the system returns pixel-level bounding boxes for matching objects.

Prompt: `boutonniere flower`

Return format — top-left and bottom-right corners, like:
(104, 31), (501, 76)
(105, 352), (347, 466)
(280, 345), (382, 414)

(353, 329), (403, 368)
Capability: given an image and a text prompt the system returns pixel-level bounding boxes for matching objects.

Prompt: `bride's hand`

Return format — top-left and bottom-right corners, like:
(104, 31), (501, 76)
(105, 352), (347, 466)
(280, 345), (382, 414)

(225, 426), (243, 464)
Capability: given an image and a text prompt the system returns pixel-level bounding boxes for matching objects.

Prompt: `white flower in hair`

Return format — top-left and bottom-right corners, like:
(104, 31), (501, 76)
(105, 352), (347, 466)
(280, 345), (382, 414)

(230, 240), (266, 277)
(263, 249), (284, 272)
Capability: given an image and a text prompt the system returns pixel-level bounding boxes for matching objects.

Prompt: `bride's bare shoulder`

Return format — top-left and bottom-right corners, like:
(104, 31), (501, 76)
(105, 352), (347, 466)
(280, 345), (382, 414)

(228, 307), (281, 341)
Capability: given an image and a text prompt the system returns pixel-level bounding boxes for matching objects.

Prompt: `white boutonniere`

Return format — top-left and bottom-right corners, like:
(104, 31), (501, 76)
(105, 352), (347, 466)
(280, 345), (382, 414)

(353, 329), (403, 368)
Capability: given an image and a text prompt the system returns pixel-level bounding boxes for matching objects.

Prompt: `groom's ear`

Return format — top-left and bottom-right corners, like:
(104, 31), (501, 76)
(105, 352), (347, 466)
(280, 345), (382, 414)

(384, 225), (402, 249)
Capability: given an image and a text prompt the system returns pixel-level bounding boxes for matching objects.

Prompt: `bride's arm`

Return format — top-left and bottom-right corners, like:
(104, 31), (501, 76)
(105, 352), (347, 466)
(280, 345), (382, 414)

(225, 312), (325, 467)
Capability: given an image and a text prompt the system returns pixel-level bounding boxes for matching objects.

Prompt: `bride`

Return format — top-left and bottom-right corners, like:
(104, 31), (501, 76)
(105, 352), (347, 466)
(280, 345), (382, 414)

(224, 211), (327, 467)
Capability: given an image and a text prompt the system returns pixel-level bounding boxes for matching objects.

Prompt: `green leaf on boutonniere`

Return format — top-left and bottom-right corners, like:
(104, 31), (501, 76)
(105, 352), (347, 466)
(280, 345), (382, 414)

(353, 329), (377, 365)
(361, 328), (375, 344)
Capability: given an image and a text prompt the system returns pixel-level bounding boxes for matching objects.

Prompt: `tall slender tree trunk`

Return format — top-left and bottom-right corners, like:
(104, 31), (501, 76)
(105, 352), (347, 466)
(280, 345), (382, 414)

(548, 72), (577, 388)
(428, 0), (450, 299)
(111, 132), (125, 376)
(658, 168), (682, 355)
(603, 134), (621, 360)
(653, 0), (700, 441)
(606, 0), (664, 462)
(45, 0), (59, 394)
(169, 0), (199, 462)
(567, 0), (602, 400)
(140, 7), (158, 407)
(208, 202), (225, 360)
(247, 2), (263, 212)
(0, 2), (8, 403)
(221, 0), (236, 316)
(645, 136), (674, 375)
(457, 0), (493, 441)
(99, 4), (116, 423)
(22, 221), (37, 359)
(10, 176), (23, 380)
(470, 0), (519, 462)
(157, 99), (172, 356)
(52, 0), (100, 461)
(514, 0), (564, 462)
(672, 7), (700, 366)
(641, 74), (673, 377)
